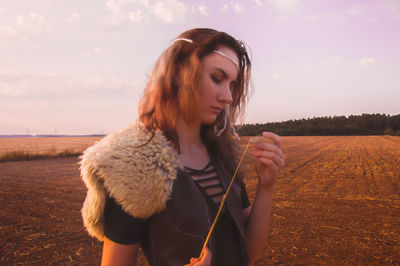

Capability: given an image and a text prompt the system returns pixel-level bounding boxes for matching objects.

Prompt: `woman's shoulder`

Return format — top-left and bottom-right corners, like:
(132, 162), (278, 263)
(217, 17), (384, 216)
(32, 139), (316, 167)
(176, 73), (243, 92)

(80, 123), (175, 167)
(82, 124), (150, 157)
(80, 123), (180, 219)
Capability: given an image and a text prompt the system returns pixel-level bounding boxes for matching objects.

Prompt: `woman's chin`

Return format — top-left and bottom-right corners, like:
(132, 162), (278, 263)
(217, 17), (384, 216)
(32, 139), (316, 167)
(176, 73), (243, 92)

(201, 116), (218, 125)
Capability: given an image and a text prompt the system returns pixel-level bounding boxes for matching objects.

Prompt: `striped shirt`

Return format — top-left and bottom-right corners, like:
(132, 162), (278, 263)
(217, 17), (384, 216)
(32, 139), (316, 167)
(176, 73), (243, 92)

(184, 161), (224, 205)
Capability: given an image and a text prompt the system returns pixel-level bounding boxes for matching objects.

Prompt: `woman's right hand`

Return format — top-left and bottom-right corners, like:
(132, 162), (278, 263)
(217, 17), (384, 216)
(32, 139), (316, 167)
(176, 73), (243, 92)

(185, 247), (212, 266)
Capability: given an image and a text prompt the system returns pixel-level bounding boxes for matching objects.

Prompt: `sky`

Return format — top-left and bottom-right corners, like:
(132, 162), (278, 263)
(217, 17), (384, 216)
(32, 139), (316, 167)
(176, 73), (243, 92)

(1, 0), (399, 135)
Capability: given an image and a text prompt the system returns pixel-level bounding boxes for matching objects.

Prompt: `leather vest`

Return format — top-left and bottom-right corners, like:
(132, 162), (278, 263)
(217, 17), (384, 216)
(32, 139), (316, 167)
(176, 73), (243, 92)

(141, 164), (249, 266)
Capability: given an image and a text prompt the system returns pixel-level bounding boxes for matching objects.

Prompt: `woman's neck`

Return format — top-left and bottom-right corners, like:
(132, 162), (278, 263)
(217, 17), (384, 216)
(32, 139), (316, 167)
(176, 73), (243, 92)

(176, 118), (202, 153)
(176, 118), (211, 169)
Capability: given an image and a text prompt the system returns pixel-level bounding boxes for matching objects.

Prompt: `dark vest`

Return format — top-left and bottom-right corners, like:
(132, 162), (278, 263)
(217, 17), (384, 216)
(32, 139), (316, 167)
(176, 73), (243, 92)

(141, 165), (249, 266)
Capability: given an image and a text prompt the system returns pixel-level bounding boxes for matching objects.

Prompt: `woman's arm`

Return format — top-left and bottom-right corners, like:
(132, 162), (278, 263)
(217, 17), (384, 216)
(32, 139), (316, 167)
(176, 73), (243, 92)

(243, 186), (274, 265)
(101, 236), (212, 266)
(101, 236), (140, 266)
(243, 132), (285, 265)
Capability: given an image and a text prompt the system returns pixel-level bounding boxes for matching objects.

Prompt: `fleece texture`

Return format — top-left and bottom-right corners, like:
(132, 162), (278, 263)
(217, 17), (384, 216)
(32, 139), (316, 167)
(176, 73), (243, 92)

(80, 124), (180, 241)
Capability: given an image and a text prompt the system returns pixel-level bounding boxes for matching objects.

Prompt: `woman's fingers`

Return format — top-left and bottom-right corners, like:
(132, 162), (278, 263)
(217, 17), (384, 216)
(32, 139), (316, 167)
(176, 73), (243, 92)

(257, 157), (280, 172)
(250, 132), (285, 169)
(253, 150), (285, 168)
(251, 143), (284, 161)
(200, 247), (212, 265)
(185, 247), (211, 266)
(262, 131), (282, 149)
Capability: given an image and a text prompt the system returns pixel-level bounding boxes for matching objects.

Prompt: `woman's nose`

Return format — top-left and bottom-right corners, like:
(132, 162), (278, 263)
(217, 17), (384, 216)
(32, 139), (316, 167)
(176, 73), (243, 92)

(218, 84), (233, 104)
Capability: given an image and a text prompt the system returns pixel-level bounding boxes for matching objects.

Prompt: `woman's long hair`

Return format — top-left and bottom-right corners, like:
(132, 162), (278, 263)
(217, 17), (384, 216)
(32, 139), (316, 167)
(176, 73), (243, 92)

(139, 28), (252, 179)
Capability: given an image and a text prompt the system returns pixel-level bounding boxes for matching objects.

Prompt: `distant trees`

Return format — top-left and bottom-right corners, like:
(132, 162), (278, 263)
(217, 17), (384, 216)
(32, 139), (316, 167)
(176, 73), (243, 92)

(237, 113), (400, 136)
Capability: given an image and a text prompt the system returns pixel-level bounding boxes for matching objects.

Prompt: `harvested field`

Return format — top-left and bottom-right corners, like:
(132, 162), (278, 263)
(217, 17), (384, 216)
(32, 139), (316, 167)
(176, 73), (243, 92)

(0, 136), (399, 265)
(240, 136), (400, 265)
(0, 137), (102, 155)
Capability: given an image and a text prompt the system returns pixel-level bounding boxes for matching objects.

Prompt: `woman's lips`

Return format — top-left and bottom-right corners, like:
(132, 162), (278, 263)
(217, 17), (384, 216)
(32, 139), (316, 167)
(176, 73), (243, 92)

(211, 106), (223, 113)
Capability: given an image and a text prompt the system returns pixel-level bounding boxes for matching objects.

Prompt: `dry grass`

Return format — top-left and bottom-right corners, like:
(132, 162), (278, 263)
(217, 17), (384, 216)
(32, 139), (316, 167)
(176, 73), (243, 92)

(0, 137), (102, 162)
(0, 150), (82, 162)
(0, 137), (102, 155)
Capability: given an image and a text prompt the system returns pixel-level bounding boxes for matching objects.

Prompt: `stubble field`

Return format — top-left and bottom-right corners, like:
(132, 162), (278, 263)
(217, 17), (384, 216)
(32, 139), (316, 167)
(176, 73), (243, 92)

(0, 135), (399, 265)
(0, 137), (101, 155)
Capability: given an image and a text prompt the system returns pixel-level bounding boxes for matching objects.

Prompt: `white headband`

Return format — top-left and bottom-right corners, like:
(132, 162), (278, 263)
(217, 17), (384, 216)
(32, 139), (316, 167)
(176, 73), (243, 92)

(171, 38), (239, 69)
(171, 37), (194, 44)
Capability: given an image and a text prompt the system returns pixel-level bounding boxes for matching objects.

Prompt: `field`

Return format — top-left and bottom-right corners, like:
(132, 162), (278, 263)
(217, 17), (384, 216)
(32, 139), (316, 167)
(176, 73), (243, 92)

(0, 137), (101, 155)
(0, 136), (399, 265)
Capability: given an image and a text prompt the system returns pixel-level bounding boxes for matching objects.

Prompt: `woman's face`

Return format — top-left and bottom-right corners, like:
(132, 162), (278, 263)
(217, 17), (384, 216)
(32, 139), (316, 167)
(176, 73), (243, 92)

(194, 45), (239, 125)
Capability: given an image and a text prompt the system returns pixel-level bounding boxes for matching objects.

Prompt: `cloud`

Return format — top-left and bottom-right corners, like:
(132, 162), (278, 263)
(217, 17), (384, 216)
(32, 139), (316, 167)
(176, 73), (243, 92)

(333, 56), (344, 63)
(0, 69), (65, 98)
(0, 68), (139, 99)
(81, 76), (136, 93)
(253, 0), (264, 7)
(359, 57), (375, 67)
(366, 16), (378, 22)
(272, 70), (283, 80)
(384, 0), (400, 19)
(221, 4), (229, 13)
(16, 13), (51, 34)
(232, 3), (244, 14)
(151, 0), (187, 23)
(305, 15), (319, 21)
(198, 4), (209, 16)
(0, 69), (23, 81)
(81, 46), (103, 56)
(329, 13), (345, 23)
(348, 6), (364, 16)
(220, 2), (243, 14)
(128, 9), (143, 23)
(0, 7), (12, 17)
(0, 7), (10, 15)
(105, 0), (187, 24)
(121, 0), (150, 7)
(0, 25), (17, 36)
(105, 0), (126, 25)
(0, 25), (18, 54)
(66, 12), (80, 24)
(0, 69), (31, 97)
(268, 0), (299, 12)
(0, 68), (143, 135)
(347, 6), (378, 22)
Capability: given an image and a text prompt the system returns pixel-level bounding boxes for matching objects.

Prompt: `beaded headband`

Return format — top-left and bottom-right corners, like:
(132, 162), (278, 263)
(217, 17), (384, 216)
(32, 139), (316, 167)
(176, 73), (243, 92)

(171, 38), (239, 69)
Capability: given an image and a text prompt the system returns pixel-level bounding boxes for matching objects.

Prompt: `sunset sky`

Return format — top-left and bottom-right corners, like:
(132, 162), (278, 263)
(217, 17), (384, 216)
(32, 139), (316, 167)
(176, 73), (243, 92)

(1, 0), (399, 135)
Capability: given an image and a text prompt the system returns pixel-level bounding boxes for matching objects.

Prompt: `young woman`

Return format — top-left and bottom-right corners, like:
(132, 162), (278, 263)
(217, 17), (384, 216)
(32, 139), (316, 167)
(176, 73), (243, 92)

(80, 28), (285, 266)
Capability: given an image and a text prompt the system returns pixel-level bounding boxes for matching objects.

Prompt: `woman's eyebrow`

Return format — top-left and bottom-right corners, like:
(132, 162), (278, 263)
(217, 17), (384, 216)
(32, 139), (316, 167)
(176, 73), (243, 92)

(213, 67), (238, 82)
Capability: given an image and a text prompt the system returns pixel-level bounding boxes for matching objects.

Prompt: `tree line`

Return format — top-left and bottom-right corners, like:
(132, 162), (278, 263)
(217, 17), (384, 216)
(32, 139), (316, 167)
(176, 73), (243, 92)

(237, 113), (400, 136)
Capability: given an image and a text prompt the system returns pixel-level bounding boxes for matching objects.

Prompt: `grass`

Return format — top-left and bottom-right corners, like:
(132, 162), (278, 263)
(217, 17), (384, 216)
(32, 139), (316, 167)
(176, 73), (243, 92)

(0, 149), (82, 162)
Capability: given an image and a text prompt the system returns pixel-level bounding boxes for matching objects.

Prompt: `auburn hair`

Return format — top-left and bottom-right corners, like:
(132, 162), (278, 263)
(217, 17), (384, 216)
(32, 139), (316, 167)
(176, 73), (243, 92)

(138, 28), (252, 178)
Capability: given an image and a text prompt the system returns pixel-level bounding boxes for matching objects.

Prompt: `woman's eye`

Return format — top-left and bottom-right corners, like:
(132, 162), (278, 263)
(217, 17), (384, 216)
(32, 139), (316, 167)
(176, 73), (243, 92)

(211, 76), (221, 84)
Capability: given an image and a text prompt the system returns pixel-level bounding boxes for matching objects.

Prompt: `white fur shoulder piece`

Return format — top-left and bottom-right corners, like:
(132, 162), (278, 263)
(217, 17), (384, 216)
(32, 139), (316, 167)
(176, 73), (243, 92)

(80, 124), (179, 240)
